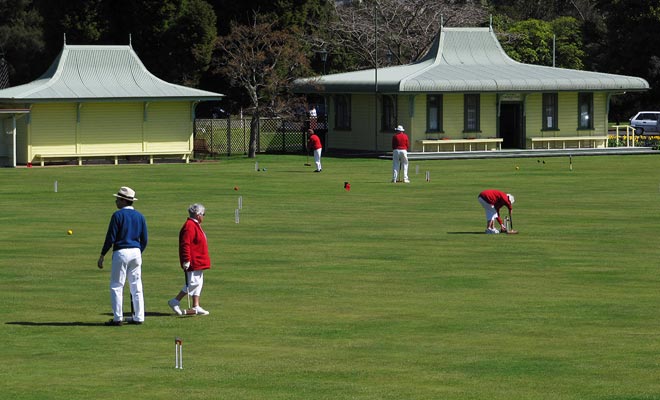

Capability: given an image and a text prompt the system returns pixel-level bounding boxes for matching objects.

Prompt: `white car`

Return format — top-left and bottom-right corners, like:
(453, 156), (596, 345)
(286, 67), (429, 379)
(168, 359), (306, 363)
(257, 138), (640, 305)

(629, 111), (660, 135)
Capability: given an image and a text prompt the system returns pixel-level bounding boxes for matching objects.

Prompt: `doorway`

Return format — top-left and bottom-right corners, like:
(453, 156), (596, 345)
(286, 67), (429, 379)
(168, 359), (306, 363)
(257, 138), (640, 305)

(499, 102), (525, 149)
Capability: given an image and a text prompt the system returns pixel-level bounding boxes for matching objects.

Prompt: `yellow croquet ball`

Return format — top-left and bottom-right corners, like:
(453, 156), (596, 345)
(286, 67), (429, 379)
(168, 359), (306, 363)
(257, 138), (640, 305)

(67, 229), (73, 235)
(515, 166), (519, 170)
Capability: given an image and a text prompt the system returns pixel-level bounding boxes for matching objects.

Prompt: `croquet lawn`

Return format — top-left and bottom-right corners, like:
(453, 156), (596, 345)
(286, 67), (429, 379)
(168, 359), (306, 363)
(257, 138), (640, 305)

(1, 154), (659, 399)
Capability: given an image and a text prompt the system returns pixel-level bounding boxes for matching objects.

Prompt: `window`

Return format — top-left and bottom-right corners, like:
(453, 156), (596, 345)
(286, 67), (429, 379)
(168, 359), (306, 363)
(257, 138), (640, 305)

(381, 95), (397, 131)
(427, 94), (443, 132)
(334, 95), (351, 130)
(542, 93), (558, 130)
(578, 92), (593, 129)
(464, 94), (480, 132)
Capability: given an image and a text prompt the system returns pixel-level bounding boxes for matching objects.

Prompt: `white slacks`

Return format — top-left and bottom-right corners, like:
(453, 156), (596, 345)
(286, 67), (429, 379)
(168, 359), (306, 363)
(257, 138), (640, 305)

(314, 148), (322, 171)
(392, 149), (409, 181)
(478, 196), (499, 222)
(110, 248), (144, 322)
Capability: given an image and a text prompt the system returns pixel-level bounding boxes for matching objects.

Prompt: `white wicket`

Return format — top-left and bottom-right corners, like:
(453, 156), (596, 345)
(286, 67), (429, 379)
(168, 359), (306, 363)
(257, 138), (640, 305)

(235, 209), (240, 224)
(425, 171), (430, 182)
(175, 337), (183, 369)
(238, 196), (243, 210)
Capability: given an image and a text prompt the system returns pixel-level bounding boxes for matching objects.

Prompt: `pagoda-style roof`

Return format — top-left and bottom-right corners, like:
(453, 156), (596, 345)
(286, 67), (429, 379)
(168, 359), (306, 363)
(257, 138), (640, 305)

(294, 27), (649, 94)
(0, 44), (224, 102)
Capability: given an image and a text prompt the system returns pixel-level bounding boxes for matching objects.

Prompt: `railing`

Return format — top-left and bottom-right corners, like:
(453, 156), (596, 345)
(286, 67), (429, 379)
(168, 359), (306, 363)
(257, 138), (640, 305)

(611, 125), (637, 147)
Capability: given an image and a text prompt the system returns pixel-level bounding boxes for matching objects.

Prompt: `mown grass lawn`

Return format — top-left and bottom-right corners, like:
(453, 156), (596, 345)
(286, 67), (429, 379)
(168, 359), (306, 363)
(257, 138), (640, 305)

(1, 154), (659, 399)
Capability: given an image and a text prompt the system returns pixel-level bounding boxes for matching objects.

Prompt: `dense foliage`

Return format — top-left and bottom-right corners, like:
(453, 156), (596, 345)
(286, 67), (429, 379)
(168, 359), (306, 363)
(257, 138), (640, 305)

(0, 0), (658, 120)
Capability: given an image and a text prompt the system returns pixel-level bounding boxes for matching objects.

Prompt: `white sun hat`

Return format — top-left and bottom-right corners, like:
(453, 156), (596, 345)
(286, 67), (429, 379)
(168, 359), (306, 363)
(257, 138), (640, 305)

(113, 186), (138, 201)
(507, 194), (515, 204)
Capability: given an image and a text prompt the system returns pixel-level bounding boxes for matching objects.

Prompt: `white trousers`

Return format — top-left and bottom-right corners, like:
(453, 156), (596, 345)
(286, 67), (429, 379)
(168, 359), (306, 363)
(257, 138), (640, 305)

(478, 196), (499, 223)
(392, 149), (409, 181)
(110, 248), (144, 322)
(181, 270), (205, 297)
(314, 148), (322, 171)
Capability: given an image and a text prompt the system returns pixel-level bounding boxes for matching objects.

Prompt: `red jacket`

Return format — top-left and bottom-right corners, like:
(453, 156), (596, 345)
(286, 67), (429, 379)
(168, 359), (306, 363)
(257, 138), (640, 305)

(308, 134), (322, 150)
(479, 189), (513, 225)
(179, 218), (211, 271)
(392, 132), (409, 150)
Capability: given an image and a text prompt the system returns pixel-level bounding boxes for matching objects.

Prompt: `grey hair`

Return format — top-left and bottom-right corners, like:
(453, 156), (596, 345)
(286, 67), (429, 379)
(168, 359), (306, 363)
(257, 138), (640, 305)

(188, 203), (205, 218)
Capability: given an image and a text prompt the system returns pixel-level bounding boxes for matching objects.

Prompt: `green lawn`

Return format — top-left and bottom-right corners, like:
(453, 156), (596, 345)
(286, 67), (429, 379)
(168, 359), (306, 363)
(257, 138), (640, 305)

(2, 154), (660, 399)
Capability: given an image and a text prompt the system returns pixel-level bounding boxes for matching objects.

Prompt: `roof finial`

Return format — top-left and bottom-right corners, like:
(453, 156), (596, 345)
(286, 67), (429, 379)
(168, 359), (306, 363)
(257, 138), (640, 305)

(63, 33), (66, 45)
(440, 14), (444, 29)
(129, 33), (132, 48)
(489, 15), (493, 31)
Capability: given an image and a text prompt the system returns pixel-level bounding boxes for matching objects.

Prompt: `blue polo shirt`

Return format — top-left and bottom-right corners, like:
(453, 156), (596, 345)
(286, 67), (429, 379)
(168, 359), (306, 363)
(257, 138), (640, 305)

(101, 206), (148, 255)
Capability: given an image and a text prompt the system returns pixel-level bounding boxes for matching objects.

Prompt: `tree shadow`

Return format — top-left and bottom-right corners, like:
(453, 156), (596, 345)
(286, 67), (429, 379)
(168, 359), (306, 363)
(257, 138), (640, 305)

(446, 231), (485, 235)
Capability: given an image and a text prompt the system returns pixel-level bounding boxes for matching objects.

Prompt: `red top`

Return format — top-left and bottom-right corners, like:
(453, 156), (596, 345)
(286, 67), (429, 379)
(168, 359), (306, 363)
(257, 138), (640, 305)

(179, 218), (211, 271)
(308, 134), (322, 150)
(392, 132), (409, 150)
(479, 189), (513, 225)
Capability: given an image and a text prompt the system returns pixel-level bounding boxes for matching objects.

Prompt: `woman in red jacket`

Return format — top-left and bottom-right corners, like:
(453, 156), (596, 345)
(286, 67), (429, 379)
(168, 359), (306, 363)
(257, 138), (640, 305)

(168, 204), (212, 315)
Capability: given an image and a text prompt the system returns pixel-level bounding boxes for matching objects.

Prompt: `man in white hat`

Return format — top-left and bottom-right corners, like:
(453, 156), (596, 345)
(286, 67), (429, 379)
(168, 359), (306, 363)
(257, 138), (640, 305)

(477, 189), (514, 234)
(392, 125), (410, 183)
(98, 186), (148, 325)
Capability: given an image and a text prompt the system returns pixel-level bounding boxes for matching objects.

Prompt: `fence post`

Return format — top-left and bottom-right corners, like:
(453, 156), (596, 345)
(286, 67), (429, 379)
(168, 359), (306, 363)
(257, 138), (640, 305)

(227, 115), (231, 156)
(210, 119), (214, 157)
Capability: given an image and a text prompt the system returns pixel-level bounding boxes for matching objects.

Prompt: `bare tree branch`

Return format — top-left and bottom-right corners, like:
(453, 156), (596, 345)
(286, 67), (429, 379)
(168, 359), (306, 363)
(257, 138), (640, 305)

(326, 0), (489, 69)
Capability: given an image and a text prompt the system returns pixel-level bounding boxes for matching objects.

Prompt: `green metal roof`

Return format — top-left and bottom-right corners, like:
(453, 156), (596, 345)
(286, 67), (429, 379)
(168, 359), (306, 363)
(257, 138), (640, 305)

(294, 27), (649, 94)
(0, 44), (224, 102)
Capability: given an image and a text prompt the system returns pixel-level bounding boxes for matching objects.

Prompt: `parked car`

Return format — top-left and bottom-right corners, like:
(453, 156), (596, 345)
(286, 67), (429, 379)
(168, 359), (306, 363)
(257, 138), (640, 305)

(629, 111), (660, 135)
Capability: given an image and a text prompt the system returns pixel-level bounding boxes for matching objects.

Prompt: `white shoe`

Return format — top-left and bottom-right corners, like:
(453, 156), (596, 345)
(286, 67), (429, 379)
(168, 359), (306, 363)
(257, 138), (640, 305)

(193, 306), (209, 315)
(404, 179), (410, 183)
(168, 299), (182, 315)
(485, 228), (500, 234)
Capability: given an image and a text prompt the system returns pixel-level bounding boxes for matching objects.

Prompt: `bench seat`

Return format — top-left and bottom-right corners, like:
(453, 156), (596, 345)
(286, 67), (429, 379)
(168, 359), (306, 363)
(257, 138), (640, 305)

(527, 136), (608, 150)
(417, 138), (503, 152)
(34, 151), (191, 166)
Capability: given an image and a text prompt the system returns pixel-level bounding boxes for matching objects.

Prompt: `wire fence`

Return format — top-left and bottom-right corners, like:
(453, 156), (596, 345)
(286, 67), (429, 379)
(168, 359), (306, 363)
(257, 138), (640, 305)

(193, 117), (314, 158)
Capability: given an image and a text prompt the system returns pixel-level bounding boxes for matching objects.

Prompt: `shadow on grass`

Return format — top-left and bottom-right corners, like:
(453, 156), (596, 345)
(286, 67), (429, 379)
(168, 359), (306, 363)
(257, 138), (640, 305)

(6, 311), (173, 327)
(447, 231), (485, 235)
(7, 321), (108, 327)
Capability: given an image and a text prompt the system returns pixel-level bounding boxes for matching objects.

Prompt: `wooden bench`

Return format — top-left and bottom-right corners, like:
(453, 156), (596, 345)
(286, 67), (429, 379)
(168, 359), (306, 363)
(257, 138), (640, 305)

(34, 151), (191, 166)
(417, 138), (503, 152)
(526, 136), (608, 150)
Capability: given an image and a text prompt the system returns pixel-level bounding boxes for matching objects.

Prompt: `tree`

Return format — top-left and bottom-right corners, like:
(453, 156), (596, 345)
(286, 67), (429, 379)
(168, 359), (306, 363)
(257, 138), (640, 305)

(215, 16), (311, 158)
(597, 0), (660, 118)
(0, 0), (45, 85)
(326, 0), (489, 71)
(551, 16), (584, 70)
(34, 0), (110, 71)
(488, 0), (598, 21)
(105, 0), (217, 87)
(157, 0), (217, 86)
(495, 17), (584, 69)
